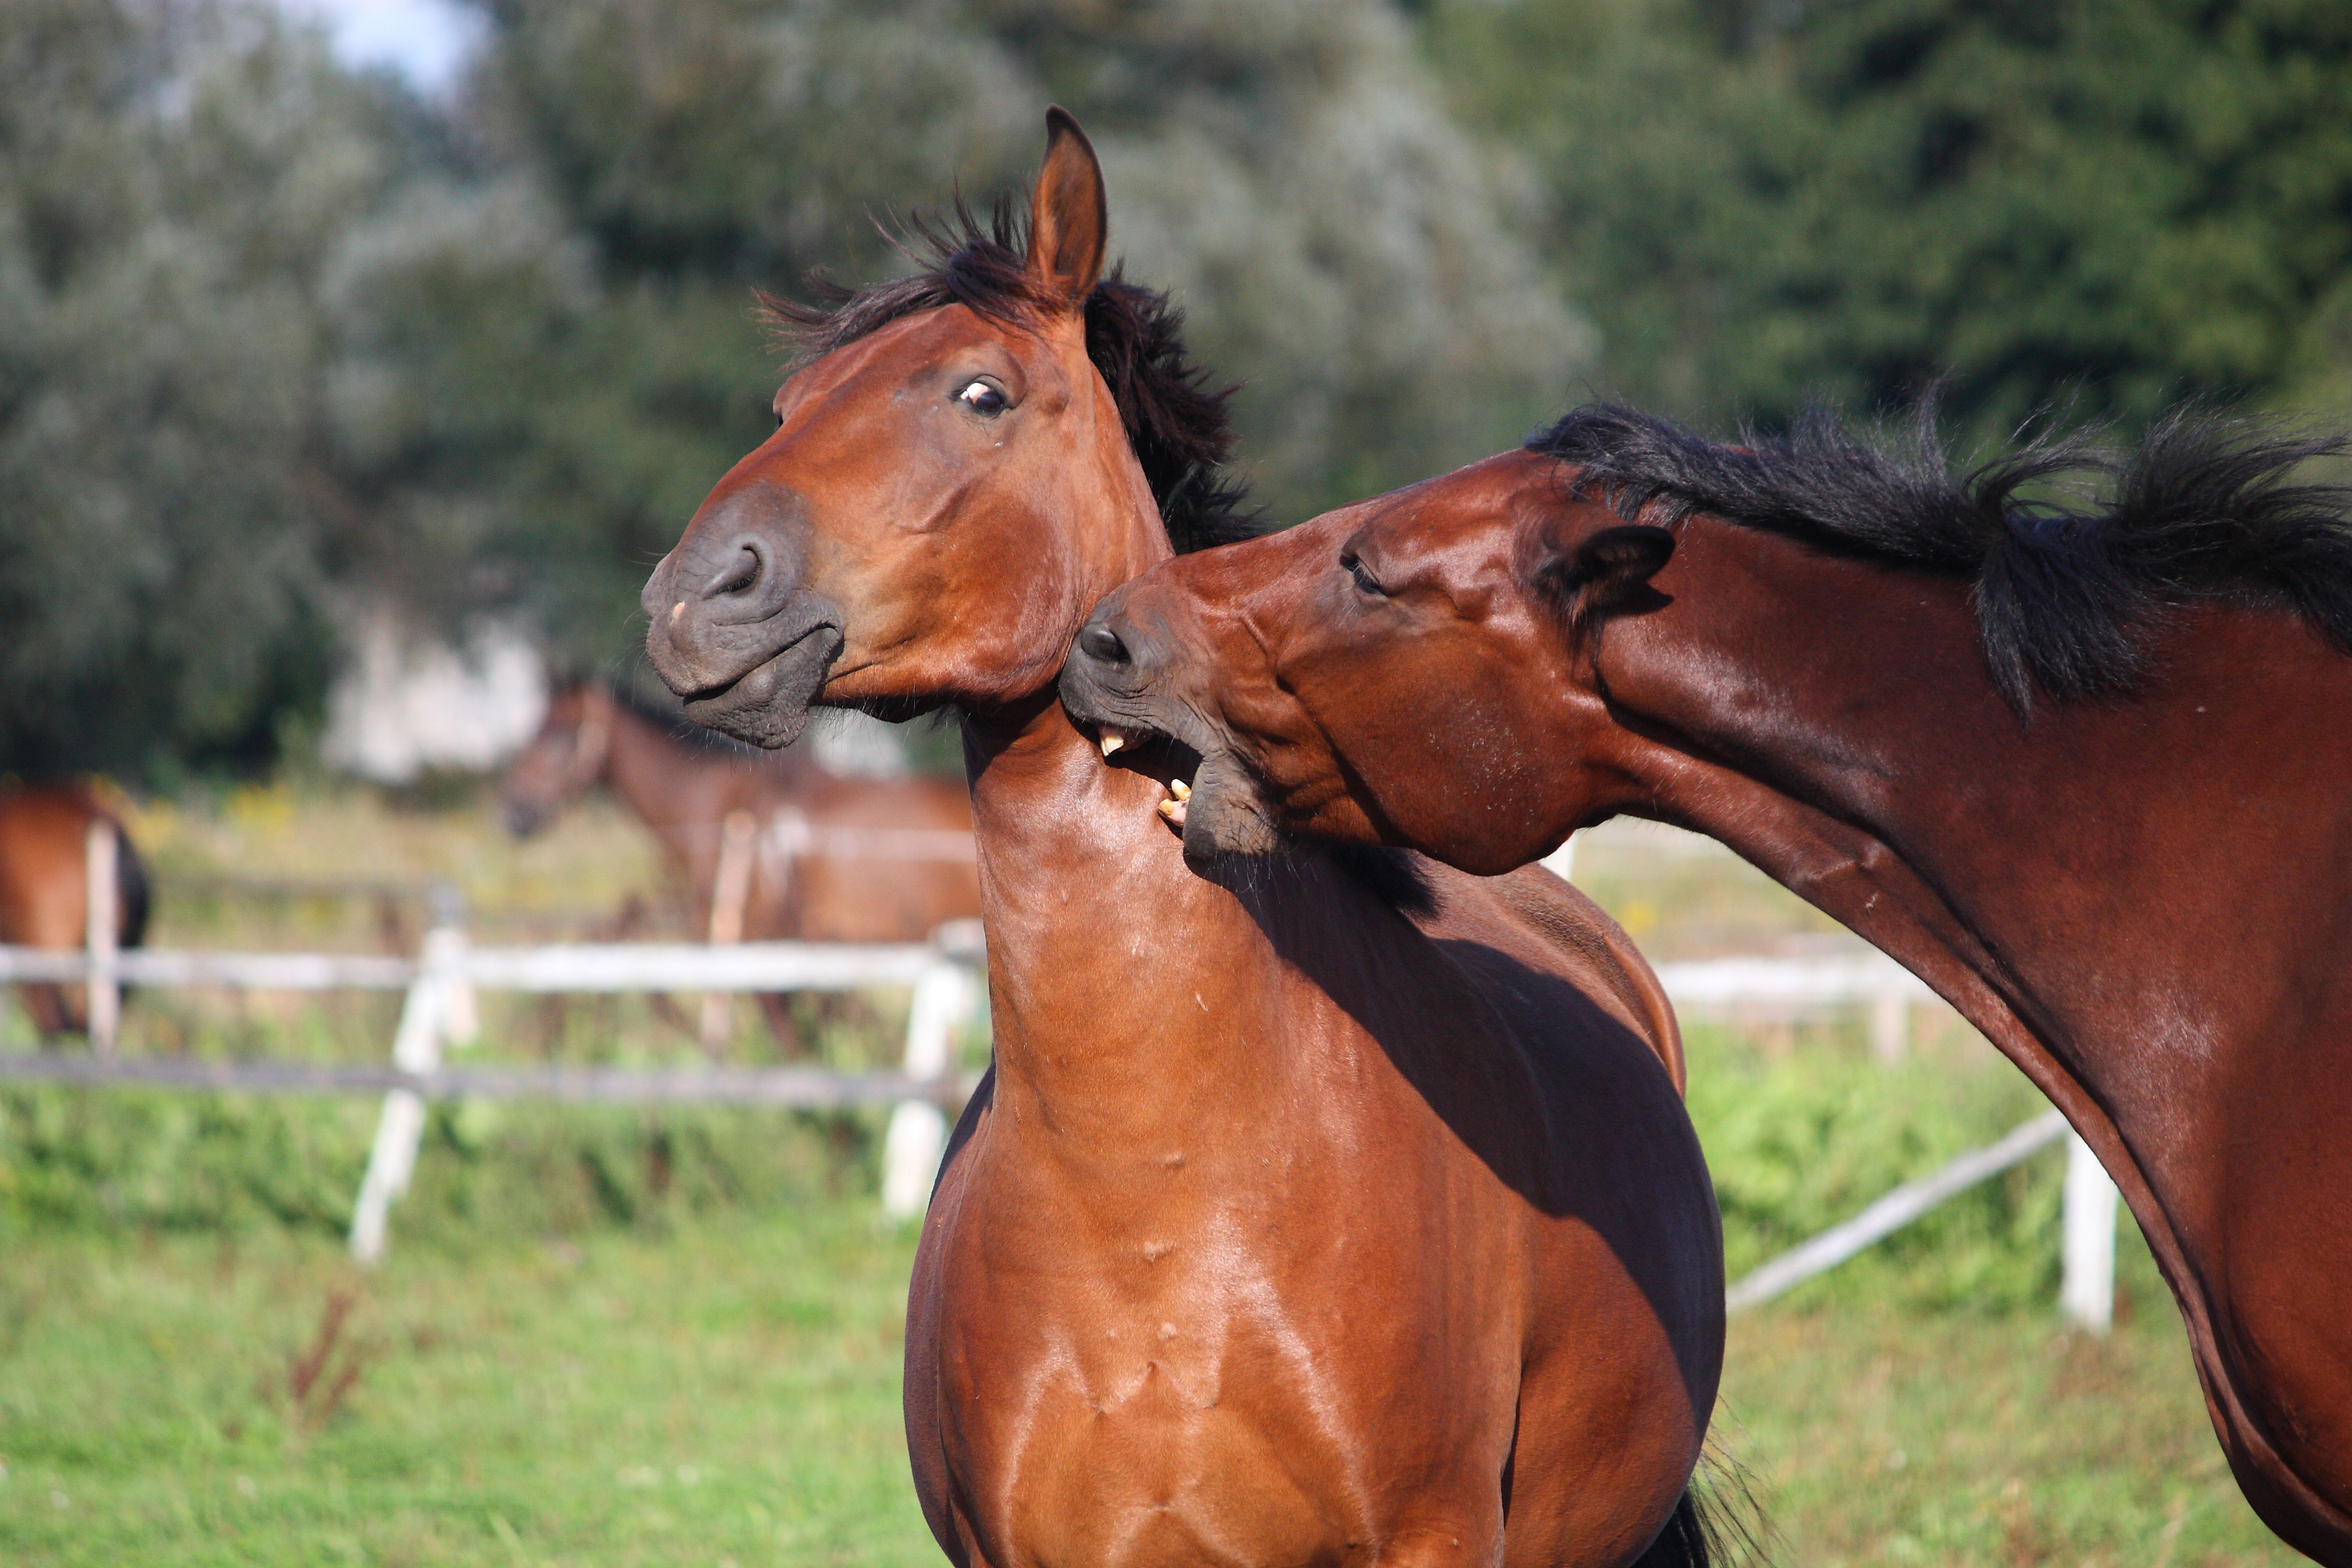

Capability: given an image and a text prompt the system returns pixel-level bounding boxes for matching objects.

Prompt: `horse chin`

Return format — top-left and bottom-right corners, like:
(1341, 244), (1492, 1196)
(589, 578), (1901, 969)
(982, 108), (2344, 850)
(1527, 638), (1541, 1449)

(1179, 750), (1289, 869)
(680, 624), (845, 749)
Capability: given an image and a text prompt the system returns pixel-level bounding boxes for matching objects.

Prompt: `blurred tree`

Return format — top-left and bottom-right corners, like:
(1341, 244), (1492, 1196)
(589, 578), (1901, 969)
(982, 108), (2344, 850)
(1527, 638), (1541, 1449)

(982, 0), (1593, 510)
(1427, 0), (2352, 443)
(8, 0), (1588, 774)
(324, 0), (1041, 681)
(0, 0), (400, 777)
(390, 0), (1592, 685)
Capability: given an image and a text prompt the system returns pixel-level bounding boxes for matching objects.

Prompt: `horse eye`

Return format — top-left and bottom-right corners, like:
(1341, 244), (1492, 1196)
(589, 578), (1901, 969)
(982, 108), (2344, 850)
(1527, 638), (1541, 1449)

(1343, 554), (1386, 597)
(955, 379), (1008, 416)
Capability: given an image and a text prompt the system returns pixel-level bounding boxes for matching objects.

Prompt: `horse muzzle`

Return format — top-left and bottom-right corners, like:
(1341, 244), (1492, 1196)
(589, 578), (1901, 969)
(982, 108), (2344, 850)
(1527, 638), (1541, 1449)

(643, 487), (845, 749)
(1060, 609), (1287, 868)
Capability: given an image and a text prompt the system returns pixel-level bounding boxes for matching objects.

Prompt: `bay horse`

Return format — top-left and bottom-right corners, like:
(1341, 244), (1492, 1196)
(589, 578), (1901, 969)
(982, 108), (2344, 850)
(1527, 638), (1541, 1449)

(642, 112), (1728, 1568)
(502, 681), (981, 1053)
(1060, 401), (2352, 1564)
(501, 679), (981, 947)
(0, 783), (151, 1036)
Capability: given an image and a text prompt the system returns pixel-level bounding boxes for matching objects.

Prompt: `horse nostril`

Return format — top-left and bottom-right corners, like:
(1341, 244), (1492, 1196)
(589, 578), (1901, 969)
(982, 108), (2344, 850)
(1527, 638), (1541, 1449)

(705, 546), (763, 600)
(1077, 622), (1130, 666)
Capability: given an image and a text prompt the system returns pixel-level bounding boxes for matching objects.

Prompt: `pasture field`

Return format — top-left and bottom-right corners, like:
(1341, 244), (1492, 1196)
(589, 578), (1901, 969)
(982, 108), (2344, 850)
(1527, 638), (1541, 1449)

(0, 786), (2301, 1564)
(0, 1205), (2295, 1567)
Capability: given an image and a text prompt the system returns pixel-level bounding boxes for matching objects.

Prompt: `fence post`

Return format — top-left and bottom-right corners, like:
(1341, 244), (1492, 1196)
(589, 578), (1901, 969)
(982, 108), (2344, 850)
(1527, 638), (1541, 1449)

(1869, 988), (1909, 1064)
(349, 917), (465, 1265)
(84, 820), (119, 1057)
(881, 961), (976, 1218)
(2060, 1129), (2119, 1332)
(429, 884), (477, 1049)
(700, 809), (759, 1054)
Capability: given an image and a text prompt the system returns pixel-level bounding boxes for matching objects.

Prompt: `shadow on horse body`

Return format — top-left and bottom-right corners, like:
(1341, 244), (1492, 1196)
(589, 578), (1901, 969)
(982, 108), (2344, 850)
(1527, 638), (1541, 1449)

(640, 111), (1728, 1568)
(1066, 402), (2352, 1564)
(0, 783), (150, 1037)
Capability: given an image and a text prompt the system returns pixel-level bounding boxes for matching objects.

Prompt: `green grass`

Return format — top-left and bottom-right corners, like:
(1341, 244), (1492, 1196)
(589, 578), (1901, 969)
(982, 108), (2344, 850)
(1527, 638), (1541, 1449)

(0, 1210), (933, 1567)
(0, 1202), (2296, 1568)
(1722, 1305), (2296, 1567)
(0, 791), (2297, 1564)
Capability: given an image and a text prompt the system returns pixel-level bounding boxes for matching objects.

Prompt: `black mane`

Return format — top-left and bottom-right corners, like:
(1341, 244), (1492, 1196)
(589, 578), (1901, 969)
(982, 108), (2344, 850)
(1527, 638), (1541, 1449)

(1532, 402), (2352, 710)
(764, 202), (1256, 556)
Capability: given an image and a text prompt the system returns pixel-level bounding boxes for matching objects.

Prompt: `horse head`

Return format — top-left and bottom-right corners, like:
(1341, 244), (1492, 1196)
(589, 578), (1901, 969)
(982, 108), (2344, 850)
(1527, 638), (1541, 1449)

(1060, 448), (1675, 874)
(643, 110), (1193, 747)
(499, 680), (616, 837)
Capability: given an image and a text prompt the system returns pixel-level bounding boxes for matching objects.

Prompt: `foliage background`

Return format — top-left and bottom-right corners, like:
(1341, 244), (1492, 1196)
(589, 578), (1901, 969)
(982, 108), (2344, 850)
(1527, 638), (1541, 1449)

(5, 0), (2351, 780)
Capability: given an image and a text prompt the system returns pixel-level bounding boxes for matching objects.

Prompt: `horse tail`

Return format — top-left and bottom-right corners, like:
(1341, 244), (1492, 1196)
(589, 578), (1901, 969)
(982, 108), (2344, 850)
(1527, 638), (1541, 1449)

(1629, 1490), (1711, 1568)
(111, 815), (151, 950)
(1630, 1434), (1773, 1568)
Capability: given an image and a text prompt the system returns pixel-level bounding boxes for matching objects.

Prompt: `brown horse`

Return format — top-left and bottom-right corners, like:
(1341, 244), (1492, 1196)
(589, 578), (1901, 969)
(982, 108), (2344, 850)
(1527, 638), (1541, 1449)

(501, 679), (981, 946)
(0, 783), (150, 1036)
(1061, 401), (2352, 1564)
(642, 113), (1727, 1568)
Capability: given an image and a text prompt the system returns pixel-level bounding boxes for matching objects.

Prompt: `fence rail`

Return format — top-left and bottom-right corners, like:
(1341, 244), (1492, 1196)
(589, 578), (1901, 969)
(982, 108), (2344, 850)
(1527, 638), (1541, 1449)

(0, 1050), (980, 1106)
(1, 908), (983, 1262)
(8, 824), (2123, 1317)
(1725, 1109), (2070, 1313)
(1653, 952), (1937, 1008)
(0, 940), (949, 993)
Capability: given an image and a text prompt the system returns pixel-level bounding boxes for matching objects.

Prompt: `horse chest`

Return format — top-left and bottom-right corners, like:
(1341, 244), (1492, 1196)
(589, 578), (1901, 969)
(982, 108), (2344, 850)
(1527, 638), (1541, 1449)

(939, 1306), (1405, 1567)
(924, 1192), (1516, 1567)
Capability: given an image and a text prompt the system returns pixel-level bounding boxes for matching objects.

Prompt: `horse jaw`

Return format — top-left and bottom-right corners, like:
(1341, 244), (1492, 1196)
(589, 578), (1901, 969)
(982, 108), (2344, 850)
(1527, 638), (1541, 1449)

(1179, 748), (1288, 867)
(676, 623), (845, 750)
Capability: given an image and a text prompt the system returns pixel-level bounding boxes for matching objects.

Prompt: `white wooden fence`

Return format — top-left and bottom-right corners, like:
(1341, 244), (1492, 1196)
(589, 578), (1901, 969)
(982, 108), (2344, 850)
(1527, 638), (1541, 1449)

(4, 826), (2124, 1313)
(0, 904), (983, 1261)
(1648, 956), (2119, 1327)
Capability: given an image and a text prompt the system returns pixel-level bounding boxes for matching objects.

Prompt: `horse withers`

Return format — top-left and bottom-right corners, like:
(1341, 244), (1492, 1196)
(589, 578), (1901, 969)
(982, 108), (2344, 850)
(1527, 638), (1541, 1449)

(642, 112), (1728, 1568)
(0, 783), (150, 1037)
(1061, 403), (2352, 1565)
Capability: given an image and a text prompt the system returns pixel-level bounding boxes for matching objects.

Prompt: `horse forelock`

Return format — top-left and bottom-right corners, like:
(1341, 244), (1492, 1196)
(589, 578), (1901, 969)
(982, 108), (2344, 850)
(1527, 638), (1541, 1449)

(759, 202), (1257, 557)
(1531, 401), (2352, 713)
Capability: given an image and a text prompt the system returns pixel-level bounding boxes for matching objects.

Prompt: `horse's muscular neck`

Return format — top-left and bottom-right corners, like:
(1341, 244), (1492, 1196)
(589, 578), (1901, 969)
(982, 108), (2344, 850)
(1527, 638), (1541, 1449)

(1600, 521), (2233, 1179)
(956, 690), (1295, 1163)
(1595, 516), (2352, 1558)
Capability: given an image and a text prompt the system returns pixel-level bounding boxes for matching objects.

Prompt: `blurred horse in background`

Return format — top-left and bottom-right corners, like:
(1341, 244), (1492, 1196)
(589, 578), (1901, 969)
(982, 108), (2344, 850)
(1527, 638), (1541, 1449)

(500, 680), (981, 1050)
(0, 783), (150, 1037)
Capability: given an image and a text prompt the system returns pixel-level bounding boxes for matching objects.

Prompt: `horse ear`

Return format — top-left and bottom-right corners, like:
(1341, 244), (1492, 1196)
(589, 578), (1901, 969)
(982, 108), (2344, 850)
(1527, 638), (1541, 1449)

(1532, 523), (1675, 622)
(1026, 106), (1107, 304)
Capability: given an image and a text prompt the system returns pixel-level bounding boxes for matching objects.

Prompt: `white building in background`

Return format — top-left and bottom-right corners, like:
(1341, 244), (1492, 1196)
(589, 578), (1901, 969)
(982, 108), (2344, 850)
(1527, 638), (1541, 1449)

(322, 612), (547, 782)
(805, 710), (911, 779)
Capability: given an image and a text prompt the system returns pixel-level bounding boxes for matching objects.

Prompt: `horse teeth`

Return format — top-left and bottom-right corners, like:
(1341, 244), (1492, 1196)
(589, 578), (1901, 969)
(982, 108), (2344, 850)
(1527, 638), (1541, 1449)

(1170, 778), (1191, 801)
(1158, 797), (1187, 826)
(1099, 731), (1125, 758)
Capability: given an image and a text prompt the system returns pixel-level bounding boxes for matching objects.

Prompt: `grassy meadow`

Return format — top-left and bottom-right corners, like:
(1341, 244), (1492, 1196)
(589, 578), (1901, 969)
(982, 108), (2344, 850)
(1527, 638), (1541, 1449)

(0, 787), (2301, 1565)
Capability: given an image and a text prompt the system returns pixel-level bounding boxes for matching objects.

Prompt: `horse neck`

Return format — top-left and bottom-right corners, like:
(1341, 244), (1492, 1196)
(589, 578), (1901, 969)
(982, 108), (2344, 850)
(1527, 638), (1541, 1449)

(1597, 514), (2352, 1539)
(598, 704), (734, 857)
(956, 691), (1308, 1155)
(1599, 513), (2352, 1212)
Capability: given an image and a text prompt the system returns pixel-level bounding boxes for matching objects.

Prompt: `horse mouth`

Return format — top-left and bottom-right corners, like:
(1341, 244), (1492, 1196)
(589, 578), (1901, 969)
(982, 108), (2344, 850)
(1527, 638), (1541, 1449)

(1091, 721), (1287, 867)
(678, 621), (845, 749)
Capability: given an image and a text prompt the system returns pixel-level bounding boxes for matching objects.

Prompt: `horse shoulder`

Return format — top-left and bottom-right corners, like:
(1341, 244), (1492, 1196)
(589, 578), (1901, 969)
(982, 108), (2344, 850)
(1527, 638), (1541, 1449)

(905, 1066), (995, 1566)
